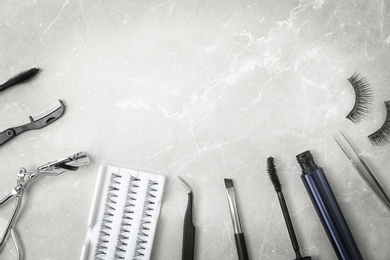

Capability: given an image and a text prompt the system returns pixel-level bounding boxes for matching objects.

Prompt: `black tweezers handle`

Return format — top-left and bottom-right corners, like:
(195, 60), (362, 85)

(234, 233), (249, 260)
(182, 192), (195, 260)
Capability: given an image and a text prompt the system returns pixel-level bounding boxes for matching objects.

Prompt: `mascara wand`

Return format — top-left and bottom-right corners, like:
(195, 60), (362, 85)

(266, 157), (311, 260)
(0, 68), (40, 92)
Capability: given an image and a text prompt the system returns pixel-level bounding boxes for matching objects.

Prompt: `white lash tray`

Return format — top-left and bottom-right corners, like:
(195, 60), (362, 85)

(80, 165), (166, 260)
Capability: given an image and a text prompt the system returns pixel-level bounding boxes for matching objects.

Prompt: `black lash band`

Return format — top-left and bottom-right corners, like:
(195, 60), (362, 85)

(346, 72), (373, 123)
(95, 173), (122, 257)
(368, 100), (390, 146)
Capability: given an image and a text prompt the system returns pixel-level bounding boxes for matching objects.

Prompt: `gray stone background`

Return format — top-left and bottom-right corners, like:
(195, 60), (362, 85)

(0, 0), (389, 259)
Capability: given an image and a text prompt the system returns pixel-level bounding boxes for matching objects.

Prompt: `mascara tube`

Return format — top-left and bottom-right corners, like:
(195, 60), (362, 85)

(296, 151), (362, 260)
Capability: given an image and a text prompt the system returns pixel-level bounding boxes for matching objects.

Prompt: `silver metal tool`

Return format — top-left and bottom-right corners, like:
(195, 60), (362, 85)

(335, 131), (390, 210)
(0, 152), (90, 260)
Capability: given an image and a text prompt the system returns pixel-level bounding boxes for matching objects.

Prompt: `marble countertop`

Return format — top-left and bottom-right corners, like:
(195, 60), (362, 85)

(0, 0), (390, 259)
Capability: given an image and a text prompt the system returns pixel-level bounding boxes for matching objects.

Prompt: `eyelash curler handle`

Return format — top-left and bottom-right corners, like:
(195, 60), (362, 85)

(296, 151), (363, 260)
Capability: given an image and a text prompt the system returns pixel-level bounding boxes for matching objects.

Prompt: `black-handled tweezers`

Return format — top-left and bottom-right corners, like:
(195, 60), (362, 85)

(179, 177), (195, 260)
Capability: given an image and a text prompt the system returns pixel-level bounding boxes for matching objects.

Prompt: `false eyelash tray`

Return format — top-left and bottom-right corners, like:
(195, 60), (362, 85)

(80, 165), (166, 260)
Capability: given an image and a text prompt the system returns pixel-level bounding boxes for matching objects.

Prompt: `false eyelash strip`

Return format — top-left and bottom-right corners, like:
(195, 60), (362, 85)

(346, 72), (373, 123)
(368, 100), (390, 146)
(80, 165), (166, 260)
(133, 180), (159, 259)
(95, 173), (122, 259)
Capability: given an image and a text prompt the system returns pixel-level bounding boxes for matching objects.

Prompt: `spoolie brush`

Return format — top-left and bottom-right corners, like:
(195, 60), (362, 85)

(266, 157), (311, 260)
(0, 68), (40, 92)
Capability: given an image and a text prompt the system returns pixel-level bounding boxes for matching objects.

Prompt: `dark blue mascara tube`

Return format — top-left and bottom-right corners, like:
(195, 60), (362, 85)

(296, 151), (363, 260)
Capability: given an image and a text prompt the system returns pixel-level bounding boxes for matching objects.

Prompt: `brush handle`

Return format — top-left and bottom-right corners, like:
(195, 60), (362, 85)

(234, 233), (249, 260)
(276, 191), (302, 258)
(302, 168), (362, 260)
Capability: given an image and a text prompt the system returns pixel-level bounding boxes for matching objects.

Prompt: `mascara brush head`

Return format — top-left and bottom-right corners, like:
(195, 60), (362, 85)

(267, 157), (281, 192)
(0, 68), (40, 92)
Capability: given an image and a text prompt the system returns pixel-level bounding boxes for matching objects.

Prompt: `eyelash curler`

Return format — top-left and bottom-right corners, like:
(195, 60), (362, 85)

(0, 152), (91, 260)
(0, 100), (65, 147)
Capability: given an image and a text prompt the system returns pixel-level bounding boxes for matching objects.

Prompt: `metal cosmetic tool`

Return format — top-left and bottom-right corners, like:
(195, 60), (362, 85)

(179, 177), (195, 260)
(0, 100), (65, 146)
(335, 131), (390, 210)
(0, 152), (90, 260)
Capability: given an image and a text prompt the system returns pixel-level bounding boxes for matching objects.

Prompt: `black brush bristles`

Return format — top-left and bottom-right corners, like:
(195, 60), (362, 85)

(346, 72), (373, 123)
(224, 178), (234, 189)
(267, 157), (281, 192)
(368, 100), (390, 146)
(0, 68), (40, 91)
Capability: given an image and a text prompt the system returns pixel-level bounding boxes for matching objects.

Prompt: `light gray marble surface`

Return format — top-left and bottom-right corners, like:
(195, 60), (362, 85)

(0, 0), (390, 259)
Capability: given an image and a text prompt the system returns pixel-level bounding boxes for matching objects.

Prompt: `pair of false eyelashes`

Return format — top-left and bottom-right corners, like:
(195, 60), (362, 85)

(346, 72), (390, 146)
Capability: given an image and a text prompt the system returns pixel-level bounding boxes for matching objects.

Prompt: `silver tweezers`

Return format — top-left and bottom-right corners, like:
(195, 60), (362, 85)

(0, 152), (91, 260)
(335, 132), (390, 210)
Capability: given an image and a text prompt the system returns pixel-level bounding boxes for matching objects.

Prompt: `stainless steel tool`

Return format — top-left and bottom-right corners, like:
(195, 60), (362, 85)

(335, 131), (390, 210)
(0, 152), (90, 260)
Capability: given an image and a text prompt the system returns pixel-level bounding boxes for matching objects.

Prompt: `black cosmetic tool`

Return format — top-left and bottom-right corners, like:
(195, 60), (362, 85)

(224, 178), (249, 260)
(266, 157), (311, 260)
(179, 177), (195, 260)
(0, 100), (65, 147)
(0, 68), (40, 92)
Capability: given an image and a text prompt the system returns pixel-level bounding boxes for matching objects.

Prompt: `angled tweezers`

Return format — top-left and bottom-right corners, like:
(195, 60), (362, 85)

(335, 131), (390, 210)
(178, 177), (195, 260)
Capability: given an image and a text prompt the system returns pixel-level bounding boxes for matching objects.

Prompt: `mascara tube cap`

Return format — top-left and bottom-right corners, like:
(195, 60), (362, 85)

(296, 150), (318, 174)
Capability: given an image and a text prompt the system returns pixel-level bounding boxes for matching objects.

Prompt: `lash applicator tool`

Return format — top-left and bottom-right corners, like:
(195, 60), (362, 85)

(224, 178), (249, 260)
(179, 177), (196, 260)
(335, 131), (390, 210)
(0, 100), (65, 147)
(0, 152), (90, 260)
(266, 157), (311, 260)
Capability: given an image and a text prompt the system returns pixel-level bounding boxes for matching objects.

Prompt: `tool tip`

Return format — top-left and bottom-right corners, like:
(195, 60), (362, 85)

(267, 157), (281, 191)
(178, 177), (192, 193)
(224, 178), (234, 188)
